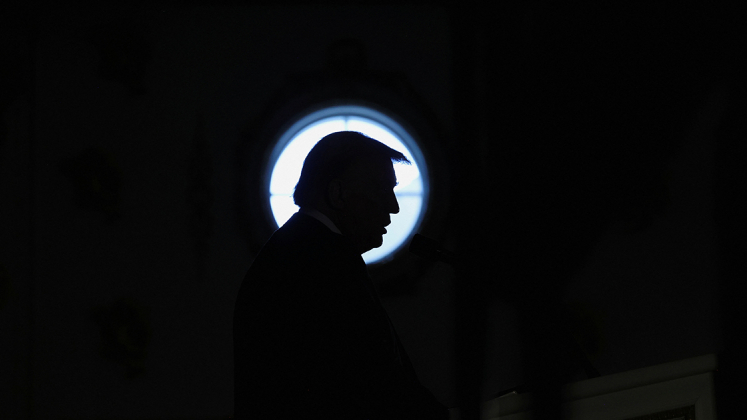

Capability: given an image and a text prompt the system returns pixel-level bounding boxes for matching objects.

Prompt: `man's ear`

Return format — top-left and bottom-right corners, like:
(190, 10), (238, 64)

(327, 179), (345, 209)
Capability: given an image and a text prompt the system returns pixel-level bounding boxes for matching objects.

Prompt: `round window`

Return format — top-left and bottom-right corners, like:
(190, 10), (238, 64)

(266, 105), (428, 264)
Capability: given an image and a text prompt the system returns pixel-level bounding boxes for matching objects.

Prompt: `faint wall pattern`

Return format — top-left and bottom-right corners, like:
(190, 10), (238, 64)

(59, 147), (122, 222)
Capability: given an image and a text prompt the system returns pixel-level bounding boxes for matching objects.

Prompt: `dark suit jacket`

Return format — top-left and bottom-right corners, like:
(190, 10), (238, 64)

(233, 212), (447, 419)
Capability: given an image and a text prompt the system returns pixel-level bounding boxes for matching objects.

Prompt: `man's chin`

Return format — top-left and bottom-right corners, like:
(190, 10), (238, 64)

(359, 235), (384, 255)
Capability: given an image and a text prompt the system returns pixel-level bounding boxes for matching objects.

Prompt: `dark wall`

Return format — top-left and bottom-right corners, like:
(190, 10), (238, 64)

(1, 2), (736, 419)
(449, 3), (737, 418)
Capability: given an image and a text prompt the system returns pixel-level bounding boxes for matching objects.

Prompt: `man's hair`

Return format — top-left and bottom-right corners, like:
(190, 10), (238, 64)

(293, 131), (410, 208)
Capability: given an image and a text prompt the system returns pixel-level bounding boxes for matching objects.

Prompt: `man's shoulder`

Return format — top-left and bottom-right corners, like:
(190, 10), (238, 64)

(263, 212), (340, 252)
(250, 212), (357, 272)
(236, 212), (366, 311)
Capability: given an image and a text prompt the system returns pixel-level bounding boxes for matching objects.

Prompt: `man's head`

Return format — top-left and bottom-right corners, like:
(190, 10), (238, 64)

(293, 131), (410, 254)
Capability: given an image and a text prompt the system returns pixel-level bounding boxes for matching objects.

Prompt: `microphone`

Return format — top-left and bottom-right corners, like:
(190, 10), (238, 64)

(409, 234), (456, 265)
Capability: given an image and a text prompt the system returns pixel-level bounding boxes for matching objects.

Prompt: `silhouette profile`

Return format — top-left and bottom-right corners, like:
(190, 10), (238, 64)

(233, 131), (448, 419)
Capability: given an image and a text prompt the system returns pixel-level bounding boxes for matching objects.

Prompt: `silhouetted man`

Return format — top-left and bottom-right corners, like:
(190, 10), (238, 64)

(233, 131), (448, 419)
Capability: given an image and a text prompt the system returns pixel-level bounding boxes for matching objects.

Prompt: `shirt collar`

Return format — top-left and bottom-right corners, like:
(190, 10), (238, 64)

(299, 207), (342, 235)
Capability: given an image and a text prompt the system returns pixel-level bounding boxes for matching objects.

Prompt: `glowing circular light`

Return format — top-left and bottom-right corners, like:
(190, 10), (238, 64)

(267, 105), (428, 264)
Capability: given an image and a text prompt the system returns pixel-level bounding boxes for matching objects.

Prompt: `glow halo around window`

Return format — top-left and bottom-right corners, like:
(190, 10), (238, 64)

(266, 105), (429, 265)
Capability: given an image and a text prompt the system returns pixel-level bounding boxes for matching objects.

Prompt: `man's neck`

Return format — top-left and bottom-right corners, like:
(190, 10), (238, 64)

(299, 207), (342, 235)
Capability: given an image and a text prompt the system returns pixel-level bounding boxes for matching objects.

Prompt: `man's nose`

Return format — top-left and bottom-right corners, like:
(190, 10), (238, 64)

(389, 191), (400, 214)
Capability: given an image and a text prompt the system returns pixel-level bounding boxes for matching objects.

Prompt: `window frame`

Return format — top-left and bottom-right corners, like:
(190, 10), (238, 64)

(263, 103), (431, 265)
